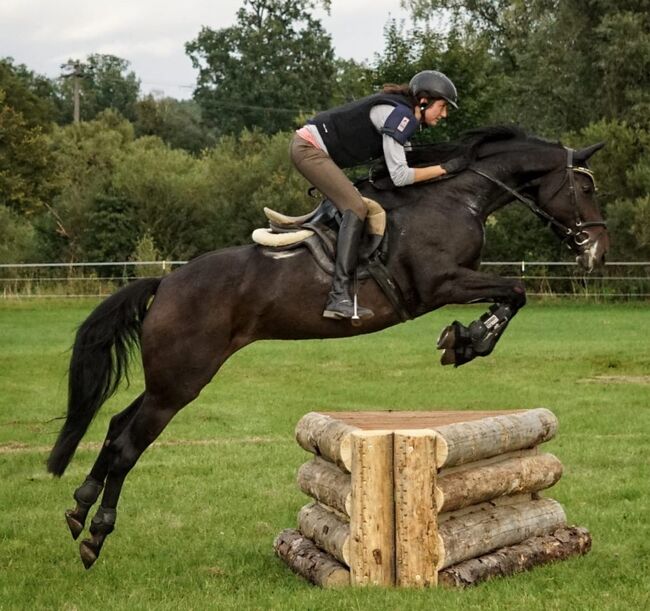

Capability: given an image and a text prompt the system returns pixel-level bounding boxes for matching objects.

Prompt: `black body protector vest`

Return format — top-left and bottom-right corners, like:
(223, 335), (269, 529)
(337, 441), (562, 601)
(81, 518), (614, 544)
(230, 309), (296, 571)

(308, 93), (419, 168)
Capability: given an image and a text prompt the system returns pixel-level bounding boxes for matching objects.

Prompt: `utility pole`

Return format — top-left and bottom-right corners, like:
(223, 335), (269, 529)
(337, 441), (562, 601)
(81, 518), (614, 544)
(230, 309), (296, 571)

(72, 61), (81, 124)
(61, 60), (84, 124)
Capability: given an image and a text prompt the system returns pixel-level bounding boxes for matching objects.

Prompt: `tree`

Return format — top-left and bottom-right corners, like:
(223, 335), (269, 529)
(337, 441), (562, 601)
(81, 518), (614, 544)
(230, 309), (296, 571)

(0, 57), (61, 127)
(186, 0), (335, 135)
(329, 58), (374, 107)
(58, 54), (141, 123)
(134, 95), (217, 154)
(403, 0), (650, 135)
(0, 90), (58, 217)
(78, 193), (141, 262)
(594, 9), (650, 129)
(372, 19), (500, 142)
(39, 110), (135, 261)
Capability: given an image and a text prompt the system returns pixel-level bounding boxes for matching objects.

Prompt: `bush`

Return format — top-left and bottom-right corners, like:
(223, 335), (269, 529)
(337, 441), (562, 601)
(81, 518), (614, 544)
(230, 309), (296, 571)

(0, 206), (37, 263)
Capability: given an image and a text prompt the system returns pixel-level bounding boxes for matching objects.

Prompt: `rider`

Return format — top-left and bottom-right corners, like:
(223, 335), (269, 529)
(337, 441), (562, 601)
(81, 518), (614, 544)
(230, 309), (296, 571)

(291, 70), (467, 321)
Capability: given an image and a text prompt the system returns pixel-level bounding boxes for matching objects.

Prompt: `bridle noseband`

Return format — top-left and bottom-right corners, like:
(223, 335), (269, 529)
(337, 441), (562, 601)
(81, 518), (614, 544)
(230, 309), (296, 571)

(470, 148), (607, 249)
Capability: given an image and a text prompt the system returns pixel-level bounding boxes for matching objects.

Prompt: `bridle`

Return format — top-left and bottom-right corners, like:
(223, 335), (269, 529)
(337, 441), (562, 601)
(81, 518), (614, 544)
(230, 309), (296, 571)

(470, 148), (607, 249)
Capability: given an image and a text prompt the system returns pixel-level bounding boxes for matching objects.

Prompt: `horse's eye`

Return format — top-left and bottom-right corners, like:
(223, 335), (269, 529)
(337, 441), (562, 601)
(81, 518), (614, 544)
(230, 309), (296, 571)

(581, 184), (593, 194)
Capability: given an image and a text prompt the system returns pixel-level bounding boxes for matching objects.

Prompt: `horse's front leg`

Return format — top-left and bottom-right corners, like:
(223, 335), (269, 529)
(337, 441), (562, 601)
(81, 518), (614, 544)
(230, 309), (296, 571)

(435, 268), (526, 367)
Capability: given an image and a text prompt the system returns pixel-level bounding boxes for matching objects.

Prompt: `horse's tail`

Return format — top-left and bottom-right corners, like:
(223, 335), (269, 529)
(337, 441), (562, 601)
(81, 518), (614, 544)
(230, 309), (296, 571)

(47, 277), (162, 476)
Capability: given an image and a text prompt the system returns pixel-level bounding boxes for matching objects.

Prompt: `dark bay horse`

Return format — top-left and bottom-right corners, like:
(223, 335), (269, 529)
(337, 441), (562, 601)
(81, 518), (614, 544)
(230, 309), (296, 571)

(47, 127), (608, 568)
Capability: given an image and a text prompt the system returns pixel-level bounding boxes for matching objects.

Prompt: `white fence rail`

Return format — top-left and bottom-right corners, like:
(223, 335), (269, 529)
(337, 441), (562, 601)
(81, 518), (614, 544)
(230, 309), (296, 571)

(1, 260), (649, 299)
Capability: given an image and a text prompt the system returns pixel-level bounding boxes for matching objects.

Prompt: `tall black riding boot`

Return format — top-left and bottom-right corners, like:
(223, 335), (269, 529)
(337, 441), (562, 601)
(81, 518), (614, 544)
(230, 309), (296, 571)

(323, 210), (374, 320)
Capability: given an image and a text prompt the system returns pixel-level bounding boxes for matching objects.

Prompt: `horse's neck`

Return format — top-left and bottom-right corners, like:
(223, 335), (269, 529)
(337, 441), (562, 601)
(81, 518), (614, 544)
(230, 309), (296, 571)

(473, 148), (563, 220)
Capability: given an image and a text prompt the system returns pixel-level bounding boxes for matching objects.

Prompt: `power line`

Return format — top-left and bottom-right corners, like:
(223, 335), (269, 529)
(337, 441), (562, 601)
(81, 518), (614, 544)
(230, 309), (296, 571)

(140, 81), (194, 89)
(205, 100), (322, 114)
(139, 92), (325, 115)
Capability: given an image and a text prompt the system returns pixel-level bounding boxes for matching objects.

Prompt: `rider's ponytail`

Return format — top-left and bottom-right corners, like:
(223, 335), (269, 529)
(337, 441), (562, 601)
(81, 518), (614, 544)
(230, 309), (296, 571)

(381, 83), (418, 106)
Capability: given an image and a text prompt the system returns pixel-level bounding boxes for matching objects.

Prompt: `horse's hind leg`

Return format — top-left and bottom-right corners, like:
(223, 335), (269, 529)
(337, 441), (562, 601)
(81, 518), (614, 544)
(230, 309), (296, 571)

(78, 391), (186, 569)
(65, 394), (145, 540)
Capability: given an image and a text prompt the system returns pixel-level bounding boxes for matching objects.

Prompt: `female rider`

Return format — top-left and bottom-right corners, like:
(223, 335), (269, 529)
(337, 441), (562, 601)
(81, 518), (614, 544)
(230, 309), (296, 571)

(290, 70), (466, 321)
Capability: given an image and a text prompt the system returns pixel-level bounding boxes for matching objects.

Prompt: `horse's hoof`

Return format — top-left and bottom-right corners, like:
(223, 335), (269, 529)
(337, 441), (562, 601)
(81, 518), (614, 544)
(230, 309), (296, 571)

(440, 348), (456, 366)
(437, 325), (456, 349)
(79, 540), (98, 570)
(65, 510), (84, 540)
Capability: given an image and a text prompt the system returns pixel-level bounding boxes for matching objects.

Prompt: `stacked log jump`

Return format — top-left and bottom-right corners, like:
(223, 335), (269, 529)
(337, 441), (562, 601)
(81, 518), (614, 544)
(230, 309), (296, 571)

(274, 408), (591, 588)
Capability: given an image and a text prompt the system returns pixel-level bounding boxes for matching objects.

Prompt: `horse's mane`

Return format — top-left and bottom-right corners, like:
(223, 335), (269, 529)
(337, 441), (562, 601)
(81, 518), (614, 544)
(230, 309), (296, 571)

(405, 125), (562, 167)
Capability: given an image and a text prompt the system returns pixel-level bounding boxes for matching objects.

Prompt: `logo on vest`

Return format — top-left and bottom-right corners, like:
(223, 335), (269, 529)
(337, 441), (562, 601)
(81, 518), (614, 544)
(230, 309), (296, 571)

(397, 117), (410, 132)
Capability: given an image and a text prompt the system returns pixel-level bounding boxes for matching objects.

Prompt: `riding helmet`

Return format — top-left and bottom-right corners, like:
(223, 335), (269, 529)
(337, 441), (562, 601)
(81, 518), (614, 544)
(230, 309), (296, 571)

(409, 70), (458, 109)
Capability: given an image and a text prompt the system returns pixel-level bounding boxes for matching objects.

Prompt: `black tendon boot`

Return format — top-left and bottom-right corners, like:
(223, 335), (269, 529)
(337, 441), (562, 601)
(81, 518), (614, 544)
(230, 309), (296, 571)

(323, 210), (374, 320)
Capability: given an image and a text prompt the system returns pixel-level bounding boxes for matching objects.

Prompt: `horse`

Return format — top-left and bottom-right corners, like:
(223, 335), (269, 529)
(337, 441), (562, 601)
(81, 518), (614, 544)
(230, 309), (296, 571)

(47, 126), (608, 569)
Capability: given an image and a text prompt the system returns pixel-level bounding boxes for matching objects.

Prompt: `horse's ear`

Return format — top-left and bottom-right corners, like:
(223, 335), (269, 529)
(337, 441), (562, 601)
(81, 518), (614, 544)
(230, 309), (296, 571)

(574, 142), (606, 163)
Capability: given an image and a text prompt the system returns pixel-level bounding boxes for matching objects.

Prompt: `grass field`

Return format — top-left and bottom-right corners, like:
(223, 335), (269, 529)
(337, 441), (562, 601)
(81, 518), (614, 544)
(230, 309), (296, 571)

(1, 299), (649, 610)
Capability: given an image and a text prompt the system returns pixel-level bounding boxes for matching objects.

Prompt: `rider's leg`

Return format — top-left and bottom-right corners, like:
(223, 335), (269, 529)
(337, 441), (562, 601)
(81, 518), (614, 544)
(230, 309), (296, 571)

(323, 209), (374, 319)
(290, 135), (374, 319)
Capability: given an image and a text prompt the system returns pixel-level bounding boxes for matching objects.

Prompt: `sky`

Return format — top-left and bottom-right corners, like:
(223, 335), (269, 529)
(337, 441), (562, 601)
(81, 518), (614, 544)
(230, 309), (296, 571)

(0, 0), (412, 100)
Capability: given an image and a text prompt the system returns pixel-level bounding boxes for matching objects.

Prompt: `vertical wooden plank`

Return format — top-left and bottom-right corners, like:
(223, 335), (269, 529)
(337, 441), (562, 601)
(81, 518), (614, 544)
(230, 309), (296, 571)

(394, 430), (439, 587)
(349, 430), (395, 586)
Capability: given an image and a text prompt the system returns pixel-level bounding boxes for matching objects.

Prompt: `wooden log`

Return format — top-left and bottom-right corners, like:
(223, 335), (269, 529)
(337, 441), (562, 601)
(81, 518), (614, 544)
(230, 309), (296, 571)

(437, 453), (563, 513)
(438, 448), (539, 476)
(295, 412), (359, 472)
(349, 430), (395, 586)
(394, 430), (438, 587)
(434, 408), (558, 468)
(297, 457), (351, 517)
(274, 528), (350, 587)
(438, 493), (533, 524)
(298, 502), (350, 566)
(439, 526), (592, 588)
(438, 498), (567, 569)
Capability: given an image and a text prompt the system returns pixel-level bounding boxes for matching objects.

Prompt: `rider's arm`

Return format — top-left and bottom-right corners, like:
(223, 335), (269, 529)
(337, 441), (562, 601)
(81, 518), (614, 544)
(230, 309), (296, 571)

(371, 105), (447, 185)
(381, 134), (415, 186)
(413, 165), (447, 182)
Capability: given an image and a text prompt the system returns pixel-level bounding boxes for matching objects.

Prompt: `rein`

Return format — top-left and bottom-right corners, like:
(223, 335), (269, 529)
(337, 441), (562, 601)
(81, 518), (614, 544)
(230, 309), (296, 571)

(470, 148), (607, 248)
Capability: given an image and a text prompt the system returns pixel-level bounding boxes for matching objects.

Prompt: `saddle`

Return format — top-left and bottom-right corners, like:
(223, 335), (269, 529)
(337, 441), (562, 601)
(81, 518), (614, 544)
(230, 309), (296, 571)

(251, 197), (411, 321)
(253, 197), (386, 274)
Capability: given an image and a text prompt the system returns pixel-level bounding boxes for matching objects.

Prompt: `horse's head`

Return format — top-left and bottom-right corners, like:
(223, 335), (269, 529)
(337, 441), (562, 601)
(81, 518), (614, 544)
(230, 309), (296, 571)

(535, 143), (609, 272)
(400, 127), (610, 272)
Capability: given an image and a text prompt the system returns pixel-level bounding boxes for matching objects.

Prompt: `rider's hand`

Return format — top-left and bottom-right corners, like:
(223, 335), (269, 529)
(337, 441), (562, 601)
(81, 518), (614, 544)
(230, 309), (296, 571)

(441, 157), (470, 175)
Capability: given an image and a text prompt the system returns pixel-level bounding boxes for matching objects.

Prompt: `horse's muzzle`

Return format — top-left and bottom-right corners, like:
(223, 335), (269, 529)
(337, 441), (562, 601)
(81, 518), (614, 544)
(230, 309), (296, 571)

(575, 228), (609, 272)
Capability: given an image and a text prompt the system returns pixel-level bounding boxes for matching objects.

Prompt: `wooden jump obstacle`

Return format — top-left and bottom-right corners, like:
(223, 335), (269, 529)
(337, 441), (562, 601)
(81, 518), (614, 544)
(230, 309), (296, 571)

(274, 408), (591, 588)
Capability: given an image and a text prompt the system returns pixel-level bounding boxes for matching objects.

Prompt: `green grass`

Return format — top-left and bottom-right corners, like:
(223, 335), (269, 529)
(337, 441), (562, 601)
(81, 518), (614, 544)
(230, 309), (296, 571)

(1, 299), (649, 610)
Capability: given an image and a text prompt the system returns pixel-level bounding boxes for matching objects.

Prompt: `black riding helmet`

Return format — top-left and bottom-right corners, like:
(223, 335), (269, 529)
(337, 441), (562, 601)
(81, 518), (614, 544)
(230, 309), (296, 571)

(409, 70), (458, 110)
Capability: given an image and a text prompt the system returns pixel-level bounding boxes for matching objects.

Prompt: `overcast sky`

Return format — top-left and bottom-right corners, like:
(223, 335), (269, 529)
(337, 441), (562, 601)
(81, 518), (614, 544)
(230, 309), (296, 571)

(1, 0), (412, 99)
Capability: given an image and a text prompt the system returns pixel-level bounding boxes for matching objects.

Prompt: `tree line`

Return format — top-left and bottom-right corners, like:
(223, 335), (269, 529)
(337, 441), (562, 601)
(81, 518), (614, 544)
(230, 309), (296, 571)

(1, 0), (649, 267)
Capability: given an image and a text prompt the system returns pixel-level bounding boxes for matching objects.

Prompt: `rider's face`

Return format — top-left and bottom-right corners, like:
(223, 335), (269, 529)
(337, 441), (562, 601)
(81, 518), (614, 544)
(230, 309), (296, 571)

(423, 99), (448, 126)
